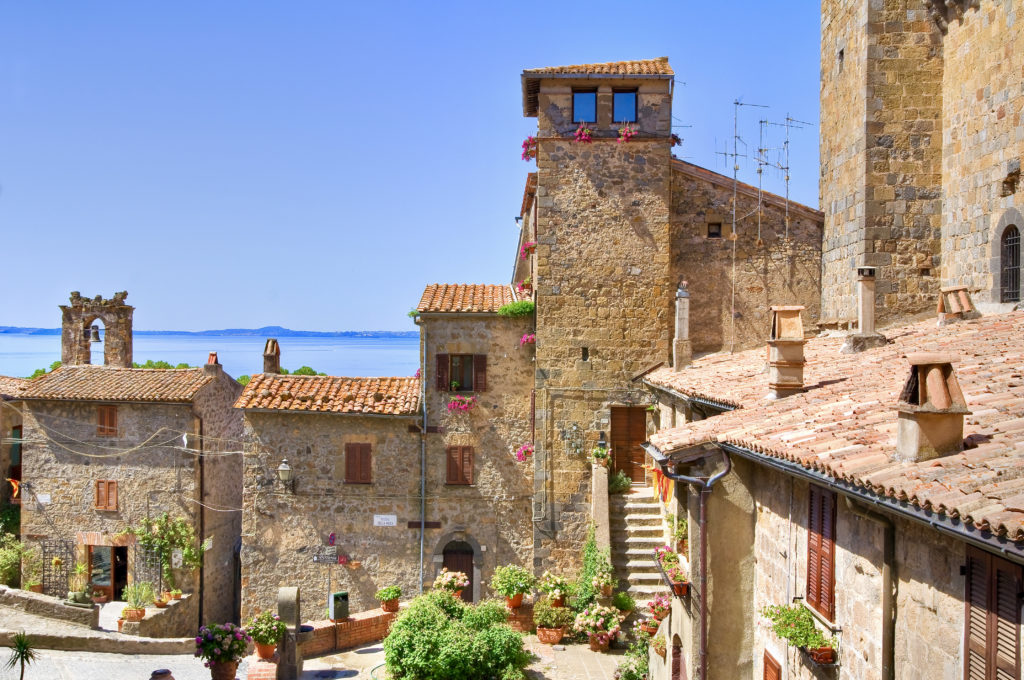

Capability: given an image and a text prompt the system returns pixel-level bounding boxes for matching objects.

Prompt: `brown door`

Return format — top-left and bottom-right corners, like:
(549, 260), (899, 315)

(442, 541), (474, 603)
(88, 545), (112, 601)
(611, 406), (648, 484)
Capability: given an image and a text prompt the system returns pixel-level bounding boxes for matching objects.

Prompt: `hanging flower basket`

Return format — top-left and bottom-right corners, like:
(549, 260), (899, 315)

(519, 333), (536, 347)
(514, 443), (534, 462)
(574, 122), (593, 143)
(521, 136), (537, 161)
(516, 279), (533, 294)
(447, 395), (478, 412)
(617, 122), (638, 143)
(520, 241), (537, 259)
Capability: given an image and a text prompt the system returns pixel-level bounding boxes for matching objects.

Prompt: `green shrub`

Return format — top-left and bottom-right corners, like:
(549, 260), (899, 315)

(496, 301), (535, 318)
(123, 582), (155, 609)
(490, 564), (535, 597)
(608, 470), (632, 494)
(375, 585), (402, 602)
(572, 524), (600, 612)
(237, 375), (251, 386)
(0, 534), (24, 587)
(462, 599), (508, 631)
(533, 596), (573, 629)
(247, 611), (286, 645)
(760, 603), (835, 649)
(615, 630), (651, 680)
(612, 591), (636, 612)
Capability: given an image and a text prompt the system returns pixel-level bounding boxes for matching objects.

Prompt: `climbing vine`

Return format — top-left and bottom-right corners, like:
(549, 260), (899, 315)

(120, 513), (209, 589)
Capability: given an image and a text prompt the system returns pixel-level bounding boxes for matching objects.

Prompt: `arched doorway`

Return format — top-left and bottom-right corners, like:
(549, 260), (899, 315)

(1002, 225), (1020, 302)
(672, 634), (686, 680)
(442, 541), (474, 603)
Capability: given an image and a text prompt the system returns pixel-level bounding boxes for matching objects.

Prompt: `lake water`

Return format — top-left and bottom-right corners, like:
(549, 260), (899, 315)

(0, 333), (421, 380)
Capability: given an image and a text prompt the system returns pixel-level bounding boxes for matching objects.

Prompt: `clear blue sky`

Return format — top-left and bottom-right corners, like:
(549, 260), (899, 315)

(0, 1), (821, 331)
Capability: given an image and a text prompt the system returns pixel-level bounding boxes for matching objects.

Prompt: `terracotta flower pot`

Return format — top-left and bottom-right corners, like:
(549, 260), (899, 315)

(600, 584), (613, 597)
(28, 584), (42, 594)
(256, 642), (277, 660)
(153, 599), (168, 609)
(588, 637), (610, 653)
(808, 646), (836, 664)
(381, 598), (399, 613)
(640, 621), (659, 635)
(92, 595), (108, 604)
(453, 589), (464, 599)
(536, 626), (565, 645)
(116, 618), (124, 632)
(671, 581), (690, 597)
(506, 593), (524, 609)
(123, 608), (145, 622)
(551, 596), (564, 608)
(209, 660), (238, 680)
(172, 592), (182, 600)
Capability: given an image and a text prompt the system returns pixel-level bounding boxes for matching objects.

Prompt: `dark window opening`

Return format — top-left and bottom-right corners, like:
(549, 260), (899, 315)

(573, 90), (597, 123)
(1002, 225), (1020, 302)
(436, 354), (487, 392)
(449, 355), (474, 392)
(613, 90), (637, 123)
(1002, 170), (1020, 197)
(582, 347), (589, 362)
(838, 48), (845, 73)
(97, 405), (117, 437)
(10, 426), (21, 466)
(919, 268), (932, 277)
(708, 222), (723, 238)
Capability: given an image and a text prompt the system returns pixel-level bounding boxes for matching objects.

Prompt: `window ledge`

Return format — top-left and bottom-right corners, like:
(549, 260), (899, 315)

(793, 596), (842, 633)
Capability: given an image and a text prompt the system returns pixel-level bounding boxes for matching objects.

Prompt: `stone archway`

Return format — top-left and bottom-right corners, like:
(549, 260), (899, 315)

(431, 531), (482, 603)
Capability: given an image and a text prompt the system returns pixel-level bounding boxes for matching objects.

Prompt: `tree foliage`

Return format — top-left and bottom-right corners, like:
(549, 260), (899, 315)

(120, 513), (208, 589)
(496, 301), (535, 318)
(27, 361), (61, 379)
(132, 360), (192, 369)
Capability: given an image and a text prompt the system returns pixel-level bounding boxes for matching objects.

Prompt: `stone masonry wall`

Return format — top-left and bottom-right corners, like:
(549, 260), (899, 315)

(940, 0), (1024, 302)
(669, 167), (822, 352)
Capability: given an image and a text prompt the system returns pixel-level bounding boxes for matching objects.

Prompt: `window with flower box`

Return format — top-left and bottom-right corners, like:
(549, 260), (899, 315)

(435, 354), (486, 392)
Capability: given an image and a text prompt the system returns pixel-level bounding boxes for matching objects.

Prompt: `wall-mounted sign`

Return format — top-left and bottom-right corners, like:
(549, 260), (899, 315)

(171, 549), (183, 568)
(35, 493), (51, 505)
(312, 545), (338, 564)
(373, 514), (397, 527)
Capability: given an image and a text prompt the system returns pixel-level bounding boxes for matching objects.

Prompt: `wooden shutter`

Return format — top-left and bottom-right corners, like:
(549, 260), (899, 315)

(994, 557), (1021, 679)
(97, 406), (117, 436)
(95, 481), (106, 509)
(345, 443), (358, 483)
(473, 355), (487, 392)
(446, 446), (460, 484)
(359, 444), (372, 484)
(965, 545), (1022, 680)
(461, 447), (474, 484)
(965, 547), (990, 678)
(107, 481), (117, 510)
(763, 650), (781, 680)
(807, 485), (836, 619)
(436, 354), (450, 392)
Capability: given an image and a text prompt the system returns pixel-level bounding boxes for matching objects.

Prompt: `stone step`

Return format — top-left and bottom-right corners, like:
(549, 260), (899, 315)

(609, 499), (662, 512)
(613, 558), (658, 570)
(616, 513), (663, 525)
(612, 534), (664, 544)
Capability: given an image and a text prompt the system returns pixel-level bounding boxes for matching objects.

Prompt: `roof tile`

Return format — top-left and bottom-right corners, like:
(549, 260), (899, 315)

(20, 365), (213, 403)
(235, 374), (420, 416)
(417, 284), (516, 314)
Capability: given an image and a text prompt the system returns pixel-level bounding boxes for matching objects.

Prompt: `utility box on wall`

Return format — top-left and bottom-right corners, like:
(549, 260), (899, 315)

(329, 591), (349, 621)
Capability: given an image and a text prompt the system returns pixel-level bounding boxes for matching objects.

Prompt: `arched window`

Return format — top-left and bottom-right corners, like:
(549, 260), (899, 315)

(1002, 225), (1020, 303)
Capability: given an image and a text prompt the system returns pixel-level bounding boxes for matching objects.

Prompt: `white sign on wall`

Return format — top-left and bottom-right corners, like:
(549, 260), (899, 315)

(35, 494), (51, 505)
(373, 514), (397, 527)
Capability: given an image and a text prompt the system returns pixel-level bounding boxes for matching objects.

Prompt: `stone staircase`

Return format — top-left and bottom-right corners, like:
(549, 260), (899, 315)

(609, 486), (666, 601)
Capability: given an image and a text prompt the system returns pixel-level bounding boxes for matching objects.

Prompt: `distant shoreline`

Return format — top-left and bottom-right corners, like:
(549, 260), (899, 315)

(0, 326), (418, 339)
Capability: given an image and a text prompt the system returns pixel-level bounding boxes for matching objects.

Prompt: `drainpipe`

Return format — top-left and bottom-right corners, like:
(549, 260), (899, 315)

(415, 317), (427, 595)
(844, 496), (895, 680)
(643, 443), (731, 680)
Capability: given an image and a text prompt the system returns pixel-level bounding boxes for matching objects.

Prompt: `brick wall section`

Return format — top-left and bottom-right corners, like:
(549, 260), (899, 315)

(506, 603), (534, 633)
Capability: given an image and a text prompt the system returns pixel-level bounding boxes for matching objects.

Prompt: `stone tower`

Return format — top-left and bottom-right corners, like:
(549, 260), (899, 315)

(521, 58), (674, 568)
(60, 291), (134, 367)
(819, 0), (944, 327)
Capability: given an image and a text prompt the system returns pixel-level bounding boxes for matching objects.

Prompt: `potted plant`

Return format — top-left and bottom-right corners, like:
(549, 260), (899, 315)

(638, 617), (660, 635)
(121, 582), (154, 622)
(533, 596), (573, 644)
(651, 634), (667, 659)
(170, 589), (182, 600)
(516, 277), (533, 294)
(90, 587), (108, 604)
(374, 585), (402, 613)
(70, 561), (89, 594)
(153, 593), (169, 608)
(514, 443), (534, 462)
(520, 241), (537, 259)
(491, 564), (535, 609)
(247, 611), (286, 660)
(117, 613), (125, 632)
(26, 582), (42, 594)
(538, 571), (570, 608)
(519, 333), (536, 347)
(521, 136), (537, 162)
(612, 591), (635, 616)
(591, 445), (611, 468)
(592, 563), (615, 597)
(195, 622), (251, 680)
(656, 546), (690, 595)
(760, 603), (837, 665)
(446, 395), (478, 413)
(573, 605), (621, 652)
(617, 122), (638, 143)
(648, 594), (671, 622)
(574, 122), (593, 143)
(673, 516), (688, 554)
(433, 568), (469, 598)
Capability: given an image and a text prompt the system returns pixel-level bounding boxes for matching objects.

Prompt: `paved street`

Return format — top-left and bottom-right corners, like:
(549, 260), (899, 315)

(0, 648), (251, 680)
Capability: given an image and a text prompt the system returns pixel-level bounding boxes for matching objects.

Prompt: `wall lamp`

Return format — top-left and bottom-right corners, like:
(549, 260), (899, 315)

(276, 458), (295, 493)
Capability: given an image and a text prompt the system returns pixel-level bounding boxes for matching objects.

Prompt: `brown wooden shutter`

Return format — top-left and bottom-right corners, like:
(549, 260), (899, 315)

(993, 557), (1021, 679)
(436, 354), (449, 392)
(98, 406), (117, 436)
(807, 485), (836, 619)
(345, 443), (358, 483)
(462, 447), (474, 484)
(95, 481), (106, 509)
(446, 446), (459, 484)
(807, 488), (822, 613)
(107, 481), (117, 510)
(763, 650), (781, 680)
(359, 444), (372, 484)
(965, 547), (990, 678)
(966, 545), (1023, 679)
(473, 355), (487, 392)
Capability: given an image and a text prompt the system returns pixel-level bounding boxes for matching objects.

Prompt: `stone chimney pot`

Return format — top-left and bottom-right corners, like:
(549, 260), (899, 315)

(768, 305), (806, 399)
(895, 353), (970, 462)
(264, 339), (281, 375)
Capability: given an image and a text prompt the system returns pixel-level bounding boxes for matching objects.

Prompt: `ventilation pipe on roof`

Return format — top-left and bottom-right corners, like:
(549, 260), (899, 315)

(937, 286), (979, 326)
(767, 306), (805, 399)
(203, 352), (221, 376)
(673, 281), (692, 371)
(263, 339), (281, 375)
(842, 266), (888, 353)
(895, 353), (970, 462)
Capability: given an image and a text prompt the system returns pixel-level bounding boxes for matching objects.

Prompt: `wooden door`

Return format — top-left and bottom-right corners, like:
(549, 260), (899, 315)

(611, 406), (648, 484)
(88, 545), (113, 601)
(442, 542), (474, 603)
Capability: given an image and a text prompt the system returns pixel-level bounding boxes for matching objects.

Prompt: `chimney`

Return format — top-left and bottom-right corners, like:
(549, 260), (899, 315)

(767, 305), (805, 399)
(841, 266), (887, 353)
(203, 351), (222, 376)
(895, 353), (970, 462)
(263, 339), (281, 374)
(673, 281), (692, 370)
(937, 286), (979, 326)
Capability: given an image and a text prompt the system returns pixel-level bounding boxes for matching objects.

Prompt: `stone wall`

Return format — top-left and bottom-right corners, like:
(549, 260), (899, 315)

(123, 592), (196, 637)
(59, 292), (134, 368)
(0, 585), (98, 628)
(940, 0), (1024, 303)
(669, 164), (822, 352)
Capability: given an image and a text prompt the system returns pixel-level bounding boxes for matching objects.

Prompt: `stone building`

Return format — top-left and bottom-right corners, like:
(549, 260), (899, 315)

(17, 293), (242, 628)
(820, 0), (1024, 326)
(643, 309), (1024, 679)
(0, 376), (27, 508)
(237, 294), (534, 621)
(516, 57), (823, 572)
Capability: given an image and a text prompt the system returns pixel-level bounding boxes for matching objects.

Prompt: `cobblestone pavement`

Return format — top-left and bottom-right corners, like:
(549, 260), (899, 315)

(0, 648), (251, 680)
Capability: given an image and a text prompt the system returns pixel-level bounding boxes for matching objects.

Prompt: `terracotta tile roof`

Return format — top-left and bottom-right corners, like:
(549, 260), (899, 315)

(0, 376), (27, 400)
(234, 374), (420, 416)
(647, 311), (1024, 541)
(521, 172), (537, 217)
(522, 57), (673, 116)
(417, 284), (517, 314)
(20, 365), (213, 403)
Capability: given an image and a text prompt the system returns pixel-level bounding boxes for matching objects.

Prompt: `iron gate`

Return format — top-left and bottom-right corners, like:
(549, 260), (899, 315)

(1002, 225), (1020, 303)
(133, 544), (163, 593)
(41, 539), (74, 598)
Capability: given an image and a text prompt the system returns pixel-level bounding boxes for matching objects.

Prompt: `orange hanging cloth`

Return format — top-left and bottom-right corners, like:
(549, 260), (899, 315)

(6, 479), (18, 498)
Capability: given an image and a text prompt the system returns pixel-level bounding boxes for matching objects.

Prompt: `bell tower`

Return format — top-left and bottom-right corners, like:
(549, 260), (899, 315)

(60, 291), (134, 367)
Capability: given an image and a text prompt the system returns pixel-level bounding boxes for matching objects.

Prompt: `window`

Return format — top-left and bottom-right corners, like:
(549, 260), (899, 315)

(97, 405), (117, 437)
(708, 222), (722, 238)
(613, 90), (637, 123)
(573, 90), (596, 123)
(345, 443), (372, 484)
(10, 426), (21, 466)
(837, 48), (844, 73)
(1001, 225), (1020, 303)
(435, 354), (487, 392)
(964, 545), (1021, 679)
(94, 480), (118, 511)
(446, 446), (474, 485)
(806, 485), (836, 620)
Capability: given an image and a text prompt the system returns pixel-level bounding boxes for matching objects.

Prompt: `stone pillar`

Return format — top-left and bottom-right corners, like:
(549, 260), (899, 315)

(673, 283), (692, 370)
(277, 586), (304, 680)
(590, 464), (610, 553)
(841, 267), (888, 353)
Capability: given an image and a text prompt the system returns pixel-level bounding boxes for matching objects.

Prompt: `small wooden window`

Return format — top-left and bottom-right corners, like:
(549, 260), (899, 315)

(763, 650), (781, 680)
(345, 443), (372, 484)
(806, 485), (836, 620)
(97, 405), (117, 437)
(446, 446), (474, 485)
(437, 354), (487, 392)
(965, 545), (1022, 679)
(708, 222), (722, 238)
(94, 480), (118, 511)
